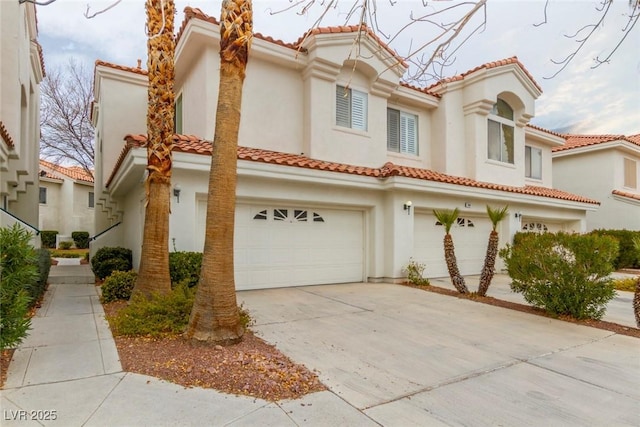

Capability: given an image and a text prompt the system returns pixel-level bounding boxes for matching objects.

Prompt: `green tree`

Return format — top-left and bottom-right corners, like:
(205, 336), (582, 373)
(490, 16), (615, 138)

(477, 205), (509, 296)
(433, 208), (468, 294)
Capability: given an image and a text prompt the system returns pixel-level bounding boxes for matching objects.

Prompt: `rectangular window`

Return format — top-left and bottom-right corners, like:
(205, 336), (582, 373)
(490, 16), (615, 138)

(488, 119), (514, 164)
(88, 191), (95, 208)
(39, 187), (47, 204)
(336, 85), (367, 131)
(525, 146), (542, 179)
(387, 108), (418, 155)
(174, 93), (183, 134)
(624, 158), (637, 189)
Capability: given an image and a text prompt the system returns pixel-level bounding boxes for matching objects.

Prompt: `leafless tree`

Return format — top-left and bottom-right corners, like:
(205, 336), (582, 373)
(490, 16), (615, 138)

(40, 60), (94, 178)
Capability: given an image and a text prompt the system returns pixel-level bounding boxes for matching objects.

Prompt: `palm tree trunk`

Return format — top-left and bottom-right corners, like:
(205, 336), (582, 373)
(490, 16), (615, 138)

(444, 234), (468, 294)
(634, 277), (640, 328)
(133, 0), (175, 298)
(477, 230), (499, 296)
(186, 0), (252, 344)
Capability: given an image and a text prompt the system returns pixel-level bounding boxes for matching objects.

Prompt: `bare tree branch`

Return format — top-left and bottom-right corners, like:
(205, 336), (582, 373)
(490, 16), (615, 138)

(40, 60), (95, 178)
(84, 0), (122, 19)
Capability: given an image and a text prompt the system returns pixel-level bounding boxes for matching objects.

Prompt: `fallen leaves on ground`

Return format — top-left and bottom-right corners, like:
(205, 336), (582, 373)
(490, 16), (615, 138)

(104, 301), (326, 401)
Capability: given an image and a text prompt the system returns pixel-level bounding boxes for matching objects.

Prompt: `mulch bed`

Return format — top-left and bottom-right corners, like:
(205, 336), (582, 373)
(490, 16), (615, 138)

(401, 282), (640, 339)
(103, 301), (326, 401)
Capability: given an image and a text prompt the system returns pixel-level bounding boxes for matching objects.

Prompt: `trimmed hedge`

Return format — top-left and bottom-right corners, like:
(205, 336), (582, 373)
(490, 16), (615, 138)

(169, 252), (202, 287)
(40, 230), (58, 249)
(71, 231), (90, 249)
(91, 247), (133, 280)
(589, 229), (640, 269)
(101, 270), (137, 303)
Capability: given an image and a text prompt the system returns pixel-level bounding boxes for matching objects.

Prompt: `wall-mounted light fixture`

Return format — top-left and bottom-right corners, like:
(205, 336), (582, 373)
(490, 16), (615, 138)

(403, 201), (412, 215)
(514, 212), (522, 219)
(173, 184), (181, 203)
(464, 202), (471, 208)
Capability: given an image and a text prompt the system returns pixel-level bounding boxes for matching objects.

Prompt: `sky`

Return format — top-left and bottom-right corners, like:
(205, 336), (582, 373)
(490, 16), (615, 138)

(36, 0), (640, 136)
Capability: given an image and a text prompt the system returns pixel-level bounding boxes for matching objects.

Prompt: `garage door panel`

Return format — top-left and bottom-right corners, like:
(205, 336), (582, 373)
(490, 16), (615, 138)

(198, 202), (364, 289)
(414, 213), (490, 278)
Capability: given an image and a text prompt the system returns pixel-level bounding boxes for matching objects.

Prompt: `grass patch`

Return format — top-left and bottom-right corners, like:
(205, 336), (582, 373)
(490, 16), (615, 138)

(49, 248), (89, 258)
(612, 277), (638, 292)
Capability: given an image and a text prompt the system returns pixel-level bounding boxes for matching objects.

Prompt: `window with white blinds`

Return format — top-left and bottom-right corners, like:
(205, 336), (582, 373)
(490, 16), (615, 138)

(387, 108), (418, 155)
(336, 85), (368, 131)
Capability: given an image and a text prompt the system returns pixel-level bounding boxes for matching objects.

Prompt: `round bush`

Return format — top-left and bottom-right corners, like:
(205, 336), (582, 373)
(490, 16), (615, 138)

(91, 247), (133, 280)
(101, 270), (137, 303)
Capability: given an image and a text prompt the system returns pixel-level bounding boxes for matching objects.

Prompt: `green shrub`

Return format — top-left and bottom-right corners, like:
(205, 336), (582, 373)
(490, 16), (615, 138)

(107, 280), (195, 337)
(0, 224), (38, 349)
(40, 230), (58, 249)
(23, 248), (52, 308)
(500, 232), (618, 320)
(169, 251), (202, 287)
(71, 231), (90, 249)
(58, 241), (73, 250)
(49, 250), (83, 258)
(589, 229), (640, 269)
(612, 277), (638, 292)
(101, 270), (138, 303)
(402, 258), (430, 286)
(91, 247), (133, 280)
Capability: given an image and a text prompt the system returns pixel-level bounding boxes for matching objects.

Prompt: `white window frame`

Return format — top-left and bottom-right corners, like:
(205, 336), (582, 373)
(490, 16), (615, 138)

(624, 157), (637, 189)
(487, 99), (515, 164)
(525, 146), (542, 180)
(387, 108), (418, 155)
(174, 92), (183, 134)
(336, 85), (368, 131)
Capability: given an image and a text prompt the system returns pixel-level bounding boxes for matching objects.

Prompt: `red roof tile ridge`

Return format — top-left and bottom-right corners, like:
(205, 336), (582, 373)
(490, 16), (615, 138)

(95, 59), (148, 76)
(0, 120), (15, 148)
(115, 135), (597, 204)
(398, 81), (441, 98)
(426, 56), (542, 93)
(39, 159), (94, 183)
(612, 190), (640, 201)
(526, 124), (565, 138)
(178, 6), (301, 51)
(553, 133), (639, 152)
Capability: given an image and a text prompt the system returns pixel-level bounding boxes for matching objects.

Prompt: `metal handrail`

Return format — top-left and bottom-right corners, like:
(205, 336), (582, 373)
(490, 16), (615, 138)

(89, 221), (122, 242)
(0, 207), (40, 235)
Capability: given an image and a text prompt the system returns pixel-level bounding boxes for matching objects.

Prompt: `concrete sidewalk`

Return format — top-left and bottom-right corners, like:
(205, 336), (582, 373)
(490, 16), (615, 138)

(1, 267), (370, 426)
(2, 268), (639, 426)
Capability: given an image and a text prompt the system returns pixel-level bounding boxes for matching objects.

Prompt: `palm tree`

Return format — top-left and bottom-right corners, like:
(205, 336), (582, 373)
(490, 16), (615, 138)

(433, 208), (468, 294)
(132, 0), (175, 298)
(477, 205), (509, 296)
(185, 0), (252, 344)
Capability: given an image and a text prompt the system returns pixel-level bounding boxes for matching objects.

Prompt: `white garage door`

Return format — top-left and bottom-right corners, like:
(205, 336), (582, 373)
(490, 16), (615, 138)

(197, 202), (364, 290)
(414, 213), (492, 278)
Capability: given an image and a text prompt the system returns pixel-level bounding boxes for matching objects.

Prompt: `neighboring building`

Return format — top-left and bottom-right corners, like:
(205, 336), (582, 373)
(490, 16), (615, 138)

(552, 134), (640, 231)
(0, 1), (45, 241)
(38, 160), (95, 241)
(92, 8), (598, 289)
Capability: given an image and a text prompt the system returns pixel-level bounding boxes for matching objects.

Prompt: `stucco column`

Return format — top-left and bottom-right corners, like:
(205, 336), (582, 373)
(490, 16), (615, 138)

(382, 193), (415, 282)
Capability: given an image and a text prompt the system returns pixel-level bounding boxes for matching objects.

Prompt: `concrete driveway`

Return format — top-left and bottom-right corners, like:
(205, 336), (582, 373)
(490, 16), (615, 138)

(239, 281), (640, 426)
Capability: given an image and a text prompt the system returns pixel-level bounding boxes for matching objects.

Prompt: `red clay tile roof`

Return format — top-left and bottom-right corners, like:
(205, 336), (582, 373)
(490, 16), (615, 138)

(115, 134), (598, 205)
(0, 121), (15, 148)
(552, 134), (640, 152)
(178, 7), (407, 67)
(426, 56), (543, 93)
(526, 124), (565, 139)
(39, 159), (94, 183)
(178, 7), (301, 51)
(95, 59), (148, 76)
(612, 190), (640, 202)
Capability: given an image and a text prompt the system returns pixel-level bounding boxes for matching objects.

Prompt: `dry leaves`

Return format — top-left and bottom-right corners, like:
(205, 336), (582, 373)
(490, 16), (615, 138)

(105, 302), (326, 401)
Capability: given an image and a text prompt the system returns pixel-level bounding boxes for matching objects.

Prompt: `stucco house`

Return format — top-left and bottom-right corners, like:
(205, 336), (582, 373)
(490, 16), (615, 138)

(92, 7), (598, 289)
(38, 160), (95, 242)
(0, 1), (45, 243)
(552, 134), (640, 231)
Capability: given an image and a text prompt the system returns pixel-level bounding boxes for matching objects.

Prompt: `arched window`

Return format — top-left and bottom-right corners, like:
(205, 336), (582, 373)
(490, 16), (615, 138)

(522, 222), (548, 233)
(488, 98), (514, 164)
